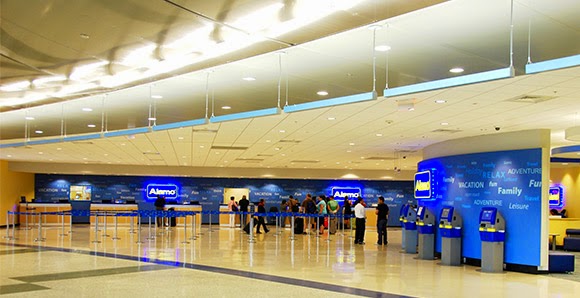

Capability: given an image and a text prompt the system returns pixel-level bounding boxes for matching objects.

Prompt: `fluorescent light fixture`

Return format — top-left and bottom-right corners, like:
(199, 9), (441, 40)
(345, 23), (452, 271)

(375, 45), (391, 52)
(434, 100), (447, 104)
(69, 61), (108, 81)
(82, 107), (93, 112)
(148, 117), (157, 121)
(384, 68), (513, 98)
(25, 116), (35, 120)
(526, 54), (580, 74)
(242, 76), (256, 81)
(38, 152), (44, 155)
(87, 124), (96, 128)
(349, 142), (355, 146)
(327, 117), (336, 120)
(285, 91), (377, 113)
(221, 106), (232, 110)
(317, 91), (329, 96)
(376, 133), (383, 137)
(33, 75), (67, 85)
(178, 137), (184, 140)
(562, 163), (569, 165)
(0, 81), (31, 92)
(449, 67), (464, 73)
(441, 122), (449, 126)
(35, 130), (43, 134)
(151, 95), (163, 99)
(279, 130), (286, 133)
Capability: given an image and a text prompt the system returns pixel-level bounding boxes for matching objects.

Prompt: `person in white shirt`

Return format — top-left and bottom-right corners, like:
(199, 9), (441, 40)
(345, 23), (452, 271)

(227, 196), (238, 228)
(354, 197), (366, 244)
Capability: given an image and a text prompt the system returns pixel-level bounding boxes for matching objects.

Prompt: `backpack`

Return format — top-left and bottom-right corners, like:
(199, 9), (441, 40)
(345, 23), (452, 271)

(306, 200), (317, 214)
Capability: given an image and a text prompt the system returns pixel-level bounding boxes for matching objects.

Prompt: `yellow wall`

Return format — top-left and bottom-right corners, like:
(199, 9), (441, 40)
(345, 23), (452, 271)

(0, 160), (35, 226)
(550, 167), (580, 218)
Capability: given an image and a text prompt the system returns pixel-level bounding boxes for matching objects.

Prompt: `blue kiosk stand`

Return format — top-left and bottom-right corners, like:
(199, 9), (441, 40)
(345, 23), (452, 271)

(417, 206), (436, 260)
(479, 207), (506, 273)
(439, 207), (462, 266)
(399, 204), (410, 251)
(403, 205), (418, 254)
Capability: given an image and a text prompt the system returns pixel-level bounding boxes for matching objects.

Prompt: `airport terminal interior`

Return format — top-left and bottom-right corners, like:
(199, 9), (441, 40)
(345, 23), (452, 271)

(1, 0), (580, 297)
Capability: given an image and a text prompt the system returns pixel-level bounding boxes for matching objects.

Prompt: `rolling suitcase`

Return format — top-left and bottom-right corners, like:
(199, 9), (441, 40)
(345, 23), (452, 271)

(294, 217), (304, 234)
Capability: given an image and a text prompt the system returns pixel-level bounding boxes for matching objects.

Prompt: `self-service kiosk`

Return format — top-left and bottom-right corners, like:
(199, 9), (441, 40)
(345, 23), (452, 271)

(479, 207), (506, 273)
(439, 207), (462, 266)
(416, 206), (435, 260)
(399, 204), (410, 250)
(403, 205), (418, 254)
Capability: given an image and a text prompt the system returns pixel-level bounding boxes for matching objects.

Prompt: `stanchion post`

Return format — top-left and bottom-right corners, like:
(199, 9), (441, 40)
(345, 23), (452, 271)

(136, 214), (143, 244)
(208, 212), (213, 233)
(102, 211), (110, 237)
(349, 214), (354, 239)
(112, 213), (120, 240)
(248, 213), (255, 243)
(326, 214), (332, 242)
(92, 212), (101, 243)
(69, 211), (73, 233)
(290, 215), (295, 241)
(189, 213), (196, 240)
(11, 211), (18, 240)
(34, 212), (45, 242)
(59, 212), (67, 236)
(130, 213), (136, 234)
(4, 211), (10, 239)
(147, 215), (154, 240)
(182, 212), (189, 244)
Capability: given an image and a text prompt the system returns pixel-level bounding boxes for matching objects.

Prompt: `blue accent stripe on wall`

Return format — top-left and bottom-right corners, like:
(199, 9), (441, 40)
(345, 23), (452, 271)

(383, 67), (514, 97)
(525, 54), (580, 74)
(551, 145), (580, 156)
(63, 134), (102, 142)
(283, 91), (377, 113)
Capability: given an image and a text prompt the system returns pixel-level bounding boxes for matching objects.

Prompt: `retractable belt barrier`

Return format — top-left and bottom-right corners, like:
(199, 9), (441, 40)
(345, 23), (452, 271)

(5, 210), (353, 243)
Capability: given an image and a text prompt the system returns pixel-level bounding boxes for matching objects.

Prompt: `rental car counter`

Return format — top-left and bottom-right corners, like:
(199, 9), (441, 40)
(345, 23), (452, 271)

(90, 203), (138, 226)
(19, 203), (71, 226)
(167, 203), (202, 227)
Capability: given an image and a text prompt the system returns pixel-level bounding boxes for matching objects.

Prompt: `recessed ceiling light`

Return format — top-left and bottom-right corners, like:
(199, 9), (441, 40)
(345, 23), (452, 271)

(200, 145), (205, 148)
(242, 76), (256, 81)
(349, 143), (355, 146)
(327, 117), (336, 121)
(221, 106), (231, 110)
(275, 147), (281, 151)
(376, 133), (383, 137)
(336, 162), (341, 164)
(562, 163), (569, 165)
(215, 152), (220, 154)
(265, 140), (271, 143)
(38, 152), (43, 155)
(317, 91), (329, 96)
(408, 107), (415, 111)
(449, 67), (464, 73)
(375, 45), (391, 52)
(82, 107), (93, 112)
(441, 122), (449, 126)
(178, 136), (184, 140)
(104, 153), (108, 156)
(87, 124), (96, 128)
(435, 100), (447, 104)
(279, 130), (285, 133)
(7, 155), (12, 158)
(35, 130), (43, 134)
(121, 143), (126, 146)
(25, 116), (35, 120)
(346, 150), (352, 153)
(151, 95), (163, 99)
(281, 153), (286, 156)
(57, 148), (62, 151)
(80, 33), (90, 39)
(182, 156), (186, 158)
(82, 157), (88, 160)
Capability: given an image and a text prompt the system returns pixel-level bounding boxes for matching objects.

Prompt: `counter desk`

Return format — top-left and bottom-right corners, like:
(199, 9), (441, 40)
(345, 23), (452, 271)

(166, 204), (202, 227)
(90, 204), (138, 226)
(219, 205), (240, 226)
(19, 203), (71, 226)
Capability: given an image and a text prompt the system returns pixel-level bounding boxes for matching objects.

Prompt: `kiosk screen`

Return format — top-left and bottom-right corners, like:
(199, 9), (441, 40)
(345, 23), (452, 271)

(481, 210), (494, 221)
(417, 206), (424, 217)
(441, 208), (450, 219)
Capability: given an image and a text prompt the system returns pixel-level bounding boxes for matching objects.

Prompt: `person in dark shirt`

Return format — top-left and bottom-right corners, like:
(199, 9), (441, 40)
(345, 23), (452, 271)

(255, 199), (269, 234)
(375, 196), (390, 245)
(343, 196), (352, 229)
(154, 195), (166, 227)
(238, 195), (250, 227)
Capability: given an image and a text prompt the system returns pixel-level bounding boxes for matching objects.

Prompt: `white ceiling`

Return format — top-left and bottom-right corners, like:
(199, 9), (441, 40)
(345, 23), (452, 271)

(1, 0), (580, 179)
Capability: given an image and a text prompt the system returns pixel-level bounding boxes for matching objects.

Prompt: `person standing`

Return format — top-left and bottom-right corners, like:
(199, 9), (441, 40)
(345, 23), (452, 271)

(227, 196), (238, 228)
(255, 199), (270, 234)
(238, 195), (249, 227)
(154, 195), (166, 227)
(354, 197), (366, 244)
(279, 199), (288, 228)
(317, 195), (328, 235)
(343, 197), (352, 229)
(375, 196), (389, 245)
(327, 196), (339, 234)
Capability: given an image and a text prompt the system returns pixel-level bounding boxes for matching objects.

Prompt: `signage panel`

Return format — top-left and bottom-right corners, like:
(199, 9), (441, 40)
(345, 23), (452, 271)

(414, 170), (434, 200)
(549, 186), (563, 208)
(331, 187), (361, 199)
(146, 184), (178, 200)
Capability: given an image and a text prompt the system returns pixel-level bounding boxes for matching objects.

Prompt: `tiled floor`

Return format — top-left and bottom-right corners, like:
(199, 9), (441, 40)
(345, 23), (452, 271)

(1, 223), (579, 297)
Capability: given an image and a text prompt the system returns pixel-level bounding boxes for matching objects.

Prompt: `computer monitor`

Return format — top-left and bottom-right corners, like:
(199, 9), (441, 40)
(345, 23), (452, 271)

(440, 208), (451, 219)
(59, 199), (69, 203)
(20, 196), (26, 203)
(102, 199), (112, 204)
(126, 199), (136, 204)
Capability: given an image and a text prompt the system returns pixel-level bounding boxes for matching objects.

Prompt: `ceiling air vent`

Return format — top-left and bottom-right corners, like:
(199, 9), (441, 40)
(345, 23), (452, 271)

(431, 129), (462, 133)
(192, 128), (218, 133)
(211, 146), (248, 150)
(257, 154), (274, 157)
(290, 160), (320, 163)
(278, 139), (301, 144)
(365, 156), (396, 161)
(506, 94), (556, 104)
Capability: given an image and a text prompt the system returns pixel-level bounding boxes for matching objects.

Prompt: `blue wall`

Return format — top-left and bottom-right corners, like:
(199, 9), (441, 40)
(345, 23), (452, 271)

(35, 174), (415, 225)
(418, 148), (543, 267)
